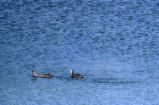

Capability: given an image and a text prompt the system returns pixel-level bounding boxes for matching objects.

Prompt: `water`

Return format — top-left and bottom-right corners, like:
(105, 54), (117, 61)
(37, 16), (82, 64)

(0, 0), (159, 105)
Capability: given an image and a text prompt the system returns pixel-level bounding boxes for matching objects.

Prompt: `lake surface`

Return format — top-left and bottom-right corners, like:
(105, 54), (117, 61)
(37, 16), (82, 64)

(0, 0), (159, 105)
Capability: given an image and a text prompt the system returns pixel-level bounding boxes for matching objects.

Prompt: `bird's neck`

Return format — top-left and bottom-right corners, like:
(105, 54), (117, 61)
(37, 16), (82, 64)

(34, 72), (39, 77)
(70, 72), (73, 76)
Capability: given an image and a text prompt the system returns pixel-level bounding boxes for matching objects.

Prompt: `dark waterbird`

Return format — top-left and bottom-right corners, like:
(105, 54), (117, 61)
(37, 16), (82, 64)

(31, 70), (53, 78)
(70, 69), (83, 78)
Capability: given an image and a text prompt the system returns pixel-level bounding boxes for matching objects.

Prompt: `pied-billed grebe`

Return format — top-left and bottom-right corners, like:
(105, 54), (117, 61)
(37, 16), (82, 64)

(70, 69), (83, 78)
(31, 70), (53, 78)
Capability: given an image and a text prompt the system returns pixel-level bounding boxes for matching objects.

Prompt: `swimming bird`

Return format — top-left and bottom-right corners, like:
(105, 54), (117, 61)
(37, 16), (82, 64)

(70, 69), (83, 78)
(31, 70), (53, 78)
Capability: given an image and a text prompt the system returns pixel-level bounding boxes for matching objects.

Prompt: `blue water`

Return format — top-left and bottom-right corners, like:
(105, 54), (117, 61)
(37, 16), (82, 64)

(0, 0), (159, 105)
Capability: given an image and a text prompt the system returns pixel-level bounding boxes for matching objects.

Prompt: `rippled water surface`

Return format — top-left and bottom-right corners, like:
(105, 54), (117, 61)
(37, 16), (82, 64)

(0, 0), (159, 105)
